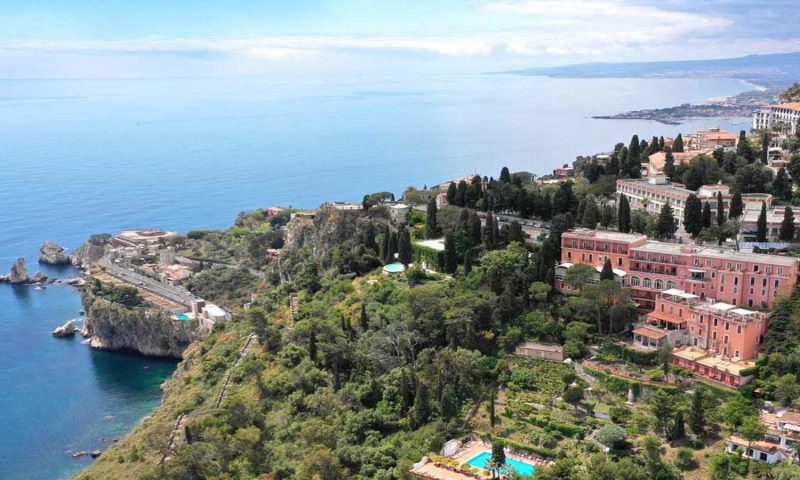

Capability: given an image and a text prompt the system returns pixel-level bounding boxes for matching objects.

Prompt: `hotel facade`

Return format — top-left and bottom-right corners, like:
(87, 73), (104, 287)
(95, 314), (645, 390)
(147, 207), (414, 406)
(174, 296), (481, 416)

(753, 103), (800, 135)
(556, 229), (800, 387)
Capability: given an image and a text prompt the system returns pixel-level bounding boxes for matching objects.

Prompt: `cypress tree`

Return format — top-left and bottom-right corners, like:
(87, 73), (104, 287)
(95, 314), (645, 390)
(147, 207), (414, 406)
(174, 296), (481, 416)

(360, 303), (369, 332)
(309, 325), (317, 363)
(455, 180), (467, 207)
(628, 134), (642, 178)
(576, 197), (586, 224)
(411, 383), (431, 428)
(673, 133), (684, 153)
(553, 181), (576, 215)
(757, 202), (768, 242)
(425, 197), (439, 238)
(775, 168), (792, 201)
(656, 202), (676, 239)
(489, 387), (497, 428)
(683, 193), (702, 237)
(600, 258), (614, 280)
(668, 411), (686, 441)
(469, 212), (482, 247)
(659, 135), (665, 151)
(780, 207), (795, 241)
(386, 230), (398, 264)
(761, 131), (770, 164)
(446, 182), (457, 205)
(689, 388), (706, 436)
(702, 202), (712, 228)
(716, 191), (725, 226)
(444, 232), (458, 274)
(397, 224), (412, 266)
(582, 198), (600, 228)
(618, 145), (629, 178)
(483, 213), (496, 249)
(663, 147), (675, 179)
(463, 250), (472, 274)
(729, 189), (743, 218)
(379, 226), (390, 264)
(500, 166), (511, 183)
(618, 195), (631, 233)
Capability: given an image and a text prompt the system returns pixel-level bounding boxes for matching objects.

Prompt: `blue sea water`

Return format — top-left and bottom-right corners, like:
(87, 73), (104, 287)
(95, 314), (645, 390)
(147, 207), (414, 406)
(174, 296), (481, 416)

(0, 73), (752, 479)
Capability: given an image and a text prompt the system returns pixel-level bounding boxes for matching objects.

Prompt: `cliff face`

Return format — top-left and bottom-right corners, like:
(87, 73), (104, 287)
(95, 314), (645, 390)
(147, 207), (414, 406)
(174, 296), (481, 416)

(71, 234), (111, 269)
(284, 206), (366, 261)
(81, 290), (198, 358)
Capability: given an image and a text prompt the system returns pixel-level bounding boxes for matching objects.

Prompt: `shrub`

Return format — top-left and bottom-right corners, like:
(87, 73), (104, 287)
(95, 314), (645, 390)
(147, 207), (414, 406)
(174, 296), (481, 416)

(674, 447), (695, 470)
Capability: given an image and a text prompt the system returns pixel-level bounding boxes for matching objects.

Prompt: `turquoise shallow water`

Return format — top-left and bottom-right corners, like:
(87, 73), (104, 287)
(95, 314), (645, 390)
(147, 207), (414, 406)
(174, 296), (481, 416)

(0, 73), (752, 479)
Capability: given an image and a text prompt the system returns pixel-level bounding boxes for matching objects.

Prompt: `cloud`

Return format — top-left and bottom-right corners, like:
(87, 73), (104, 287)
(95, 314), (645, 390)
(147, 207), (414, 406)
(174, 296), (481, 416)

(0, 0), (797, 69)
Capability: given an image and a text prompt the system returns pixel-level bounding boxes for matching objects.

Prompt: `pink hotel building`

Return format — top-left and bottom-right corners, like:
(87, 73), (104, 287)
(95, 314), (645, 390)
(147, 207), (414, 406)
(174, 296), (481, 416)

(556, 229), (800, 387)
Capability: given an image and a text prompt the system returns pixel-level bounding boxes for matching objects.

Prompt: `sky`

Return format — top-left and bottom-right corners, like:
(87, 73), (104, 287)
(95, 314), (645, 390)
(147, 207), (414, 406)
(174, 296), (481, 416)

(1, 0), (799, 78)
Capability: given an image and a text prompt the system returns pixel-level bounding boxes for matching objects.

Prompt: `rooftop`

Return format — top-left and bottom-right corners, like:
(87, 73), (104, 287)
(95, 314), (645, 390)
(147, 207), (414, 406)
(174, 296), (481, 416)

(672, 346), (755, 375)
(769, 102), (800, 112)
(563, 229), (647, 243)
(632, 326), (667, 340)
(415, 238), (446, 252)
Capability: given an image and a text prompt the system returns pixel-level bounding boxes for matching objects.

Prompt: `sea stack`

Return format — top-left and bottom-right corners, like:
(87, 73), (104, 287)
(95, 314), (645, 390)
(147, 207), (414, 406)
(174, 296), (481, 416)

(39, 241), (71, 265)
(7, 258), (30, 284)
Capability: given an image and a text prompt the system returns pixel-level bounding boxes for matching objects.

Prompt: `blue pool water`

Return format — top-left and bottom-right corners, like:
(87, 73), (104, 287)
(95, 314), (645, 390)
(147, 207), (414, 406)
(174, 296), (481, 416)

(466, 451), (535, 476)
(175, 313), (191, 321)
(383, 263), (406, 273)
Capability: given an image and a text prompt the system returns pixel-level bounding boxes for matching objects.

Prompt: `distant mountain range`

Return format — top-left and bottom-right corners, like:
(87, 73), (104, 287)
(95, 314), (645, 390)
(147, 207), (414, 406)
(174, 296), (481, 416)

(506, 52), (800, 89)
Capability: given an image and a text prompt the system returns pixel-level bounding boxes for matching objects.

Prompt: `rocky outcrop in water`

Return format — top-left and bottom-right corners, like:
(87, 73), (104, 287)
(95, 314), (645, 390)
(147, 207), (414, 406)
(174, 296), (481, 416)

(81, 289), (198, 358)
(39, 241), (71, 265)
(53, 319), (78, 338)
(71, 234), (111, 269)
(5, 258), (29, 283)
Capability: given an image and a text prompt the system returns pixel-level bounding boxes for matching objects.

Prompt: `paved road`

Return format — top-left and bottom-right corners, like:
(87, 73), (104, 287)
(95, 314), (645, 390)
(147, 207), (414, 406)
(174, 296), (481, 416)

(99, 255), (197, 307)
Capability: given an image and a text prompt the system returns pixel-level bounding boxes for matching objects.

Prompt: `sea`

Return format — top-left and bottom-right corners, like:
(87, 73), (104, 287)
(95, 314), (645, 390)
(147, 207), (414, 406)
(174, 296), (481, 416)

(0, 73), (753, 479)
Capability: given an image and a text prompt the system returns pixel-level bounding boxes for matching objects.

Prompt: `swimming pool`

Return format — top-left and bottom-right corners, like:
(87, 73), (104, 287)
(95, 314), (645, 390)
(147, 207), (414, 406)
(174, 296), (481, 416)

(175, 313), (191, 321)
(465, 451), (535, 476)
(383, 263), (406, 273)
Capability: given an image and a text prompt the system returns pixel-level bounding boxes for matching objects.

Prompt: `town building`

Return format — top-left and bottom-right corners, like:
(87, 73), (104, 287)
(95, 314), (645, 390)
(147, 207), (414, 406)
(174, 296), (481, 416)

(645, 149), (711, 177)
(617, 177), (772, 229)
(435, 192), (448, 209)
(558, 229), (798, 310)
(553, 165), (575, 178)
(112, 229), (178, 248)
(740, 205), (800, 242)
(726, 409), (800, 465)
(753, 103), (800, 135)
(389, 203), (410, 223)
(695, 128), (738, 151)
(159, 246), (176, 266)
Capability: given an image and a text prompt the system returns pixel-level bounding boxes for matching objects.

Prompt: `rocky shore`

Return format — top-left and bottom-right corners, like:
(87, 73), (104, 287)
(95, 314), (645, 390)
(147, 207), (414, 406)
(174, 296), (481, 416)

(0, 257), (49, 285)
(39, 241), (71, 265)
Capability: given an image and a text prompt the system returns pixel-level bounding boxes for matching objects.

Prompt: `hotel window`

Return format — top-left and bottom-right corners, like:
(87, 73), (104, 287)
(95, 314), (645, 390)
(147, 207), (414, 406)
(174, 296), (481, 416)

(737, 325), (742, 335)
(711, 272), (716, 279)
(779, 268), (784, 275)
(631, 277), (640, 287)
(655, 279), (663, 290)
(737, 263), (743, 271)
(589, 254), (593, 262)
(666, 281), (675, 289)
(725, 322), (729, 331)
(750, 277), (755, 286)
(762, 289), (767, 296)
(713, 318), (718, 327)
(775, 279), (781, 289)
(750, 288), (754, 295)
(618, 258), (623, 266)
(706, 260), (712, 267)
(720, 286), (725, 293)
(735, 350), (740, 358)
(693, 258), (700, 266)
(567, 251), (572, 260)
(727, 261), (733, 269)
(734, 277), (739, 286)
(721, 274), (726, 283)
(724, 335), (729, 344)
(661, 304), (665, 312)
(754, 265), (760, 273)
(713, 331), (717, 340)
(762, 278), (767, 287)
(643, 278), (652, 288)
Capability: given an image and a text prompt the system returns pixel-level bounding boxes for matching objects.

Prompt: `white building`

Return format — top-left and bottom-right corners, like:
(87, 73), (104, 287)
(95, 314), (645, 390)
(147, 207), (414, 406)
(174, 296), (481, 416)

(753, 103), (800, 135)
(725, 408), (800, 465)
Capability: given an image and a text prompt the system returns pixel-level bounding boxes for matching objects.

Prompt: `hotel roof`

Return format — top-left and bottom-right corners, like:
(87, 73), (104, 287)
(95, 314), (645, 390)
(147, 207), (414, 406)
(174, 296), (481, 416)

(632, 326), (667, 340)
(563, 229), (647, 243)
(769, 102), (800, 111)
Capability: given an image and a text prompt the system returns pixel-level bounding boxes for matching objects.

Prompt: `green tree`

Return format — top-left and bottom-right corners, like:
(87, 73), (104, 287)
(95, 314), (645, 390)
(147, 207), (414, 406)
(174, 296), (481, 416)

(789, 153), (800, 187)
(628, 134), (642, 178)
(553, 181), (577, 215)
(443, 232), (458, 274)
(740, 415), (766, 445)
(774, 373), (800, 406)
(702, 202), (712, 228)
(775, 167), (793, 201)
(716, 191), (725, 226)
(488, 442), (507, 479)
(781, 207), (796, 242)
(663, 147), (675, 178)
(298, 446), (348, 480)
(564, 263), (595, 291)
(683, 193), (703, 236)
(411, 382), (431, 428)
(724, 394), (756, 431)
(761, 131), (771, 164)
(618, 194), (631, 233)
(425, 197), (440, 238)
(563, 385), (584, 412)
(359, 303), (369, 332)
(581, 194), (600, 228)
(500, 166), (511, 183)
(757, 202), (768, 242)
(650, 389), (673, 436)
(600, 258), (614, 281)
(656, 202), (676, 239)
(397, 224), (412, 266)
(668, 410), (686, 441)
(689, 388), (706, 436)
(446, 182), (457, 205)
(673, 133), (684, 153)
(483, 213), (496, 250)
(729, 189), (743, 219)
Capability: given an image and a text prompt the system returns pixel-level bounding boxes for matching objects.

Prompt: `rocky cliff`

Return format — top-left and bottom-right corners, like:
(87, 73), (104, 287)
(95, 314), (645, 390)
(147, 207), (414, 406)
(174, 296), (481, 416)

(81, 289), (199, 358)
(284, 206), (367, 261)
(7, 257), (29, 283)
(71, 234), (111, 269)
(38, 241), (71, 265)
